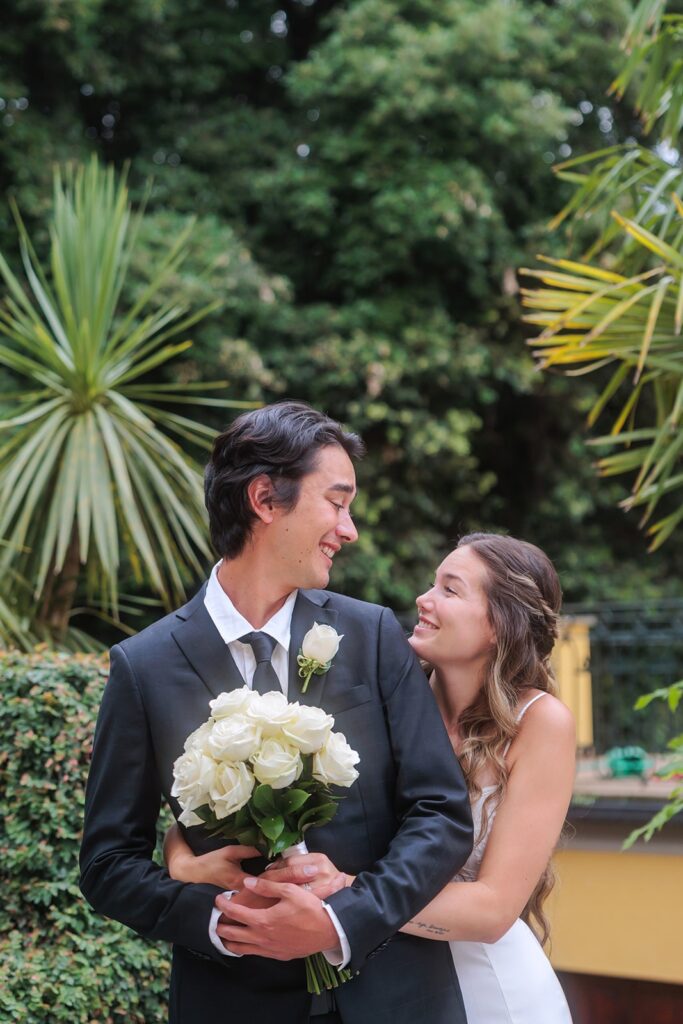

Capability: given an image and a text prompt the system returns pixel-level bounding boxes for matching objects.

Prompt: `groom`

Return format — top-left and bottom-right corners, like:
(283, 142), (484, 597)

(80, 401), (473, 1024)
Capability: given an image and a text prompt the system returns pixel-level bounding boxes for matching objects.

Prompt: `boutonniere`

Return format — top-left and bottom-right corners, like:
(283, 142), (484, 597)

(297, 623), (344, 693)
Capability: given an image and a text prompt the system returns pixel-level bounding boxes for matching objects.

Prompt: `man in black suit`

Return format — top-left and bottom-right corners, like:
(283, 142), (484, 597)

(80, 401), (473, 1024)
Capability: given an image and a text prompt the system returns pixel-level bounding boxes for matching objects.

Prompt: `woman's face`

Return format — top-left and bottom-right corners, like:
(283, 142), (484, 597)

(409, 545), (496, 670)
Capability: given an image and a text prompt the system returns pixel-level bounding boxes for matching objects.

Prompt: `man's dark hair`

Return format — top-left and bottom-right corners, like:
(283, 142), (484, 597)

(205, 401), (364, 559)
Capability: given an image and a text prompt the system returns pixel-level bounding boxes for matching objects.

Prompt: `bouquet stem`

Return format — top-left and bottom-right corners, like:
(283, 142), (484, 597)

(282, 842), (353, 995)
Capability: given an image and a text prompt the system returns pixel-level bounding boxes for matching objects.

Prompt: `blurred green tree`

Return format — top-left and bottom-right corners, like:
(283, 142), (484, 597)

(4, 0), (681, 622)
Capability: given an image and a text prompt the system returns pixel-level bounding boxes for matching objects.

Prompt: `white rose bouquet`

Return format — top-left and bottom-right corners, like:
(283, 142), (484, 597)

(171, 685), (360, 993)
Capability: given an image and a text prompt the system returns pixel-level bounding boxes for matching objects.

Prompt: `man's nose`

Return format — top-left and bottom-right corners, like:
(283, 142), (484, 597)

(337, 510), (358, 544)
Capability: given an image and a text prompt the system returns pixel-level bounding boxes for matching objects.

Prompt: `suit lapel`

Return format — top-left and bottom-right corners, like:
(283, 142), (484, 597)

(172, 584), (342, 706)
(289, 589), (339, 708)
(171, 586), (245, 700)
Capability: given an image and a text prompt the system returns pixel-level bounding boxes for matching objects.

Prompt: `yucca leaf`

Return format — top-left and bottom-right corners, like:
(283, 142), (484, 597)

(0, 158), (253, 640)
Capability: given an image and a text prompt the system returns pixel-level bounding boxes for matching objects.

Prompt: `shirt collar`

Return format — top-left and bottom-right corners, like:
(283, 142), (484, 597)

(204, 562), (297, 651)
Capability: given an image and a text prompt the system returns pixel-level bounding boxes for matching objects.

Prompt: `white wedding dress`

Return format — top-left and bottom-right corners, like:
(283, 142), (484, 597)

(449, 693), (572, 1023)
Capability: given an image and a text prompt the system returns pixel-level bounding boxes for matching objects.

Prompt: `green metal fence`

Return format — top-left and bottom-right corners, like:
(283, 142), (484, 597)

(565, 600), (683, 754)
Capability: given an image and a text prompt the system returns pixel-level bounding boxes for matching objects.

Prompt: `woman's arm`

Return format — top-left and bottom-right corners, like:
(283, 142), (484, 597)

(402, 694), (575, 944)
(163, 824), (261, 890)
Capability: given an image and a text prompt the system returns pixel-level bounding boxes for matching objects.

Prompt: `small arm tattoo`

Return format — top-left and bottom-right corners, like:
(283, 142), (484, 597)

(409, 918), (451, 937)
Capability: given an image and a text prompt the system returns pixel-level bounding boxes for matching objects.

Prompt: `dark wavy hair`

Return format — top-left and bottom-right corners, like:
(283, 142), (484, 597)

(205, 401), (364, 559)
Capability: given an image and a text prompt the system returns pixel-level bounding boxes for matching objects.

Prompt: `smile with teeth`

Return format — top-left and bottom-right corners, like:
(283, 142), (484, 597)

(320, 544), (336, 559)
(417, 616), (438, 630)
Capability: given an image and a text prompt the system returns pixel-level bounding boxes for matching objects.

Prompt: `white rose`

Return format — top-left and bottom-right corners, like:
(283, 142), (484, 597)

(247, 690), (299, 737)
(171, 747), (217, 811)
(209, 687), (255, 719)
(250, 738), (303, 789)
(282, 704), (334, 754)
(207, 714), (262, 762)
(183, 720), (213, 752)
(209, 760), (255, 819)
(301, 623), (343, 665)
(313, 732), (360, 788)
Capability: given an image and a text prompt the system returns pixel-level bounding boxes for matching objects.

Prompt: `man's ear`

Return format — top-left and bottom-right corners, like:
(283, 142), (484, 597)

(247, 474), (276, 524)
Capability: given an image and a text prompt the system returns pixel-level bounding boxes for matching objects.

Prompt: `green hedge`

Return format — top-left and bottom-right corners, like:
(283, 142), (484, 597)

(0, 650), (170, 1024)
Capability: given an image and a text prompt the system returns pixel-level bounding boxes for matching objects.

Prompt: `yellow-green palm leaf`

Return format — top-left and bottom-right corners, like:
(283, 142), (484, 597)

(523, 205), (683, 551)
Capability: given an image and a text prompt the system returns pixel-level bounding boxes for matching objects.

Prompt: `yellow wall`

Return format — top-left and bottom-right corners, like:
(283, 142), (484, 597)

(546, 847), (683, 984)
(552, 617), (593, 748)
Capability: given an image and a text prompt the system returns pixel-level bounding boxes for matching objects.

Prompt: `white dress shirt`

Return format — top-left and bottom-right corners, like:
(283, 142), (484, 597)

(203, 563), (350, 966)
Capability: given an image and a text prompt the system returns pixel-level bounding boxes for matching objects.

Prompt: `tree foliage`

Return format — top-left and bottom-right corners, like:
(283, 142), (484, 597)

(3, 0), (682, 630)
(523, 0), (683, 551)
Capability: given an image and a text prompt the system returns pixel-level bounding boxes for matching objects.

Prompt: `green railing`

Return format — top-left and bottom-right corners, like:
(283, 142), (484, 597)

(565, 600), (683, 754)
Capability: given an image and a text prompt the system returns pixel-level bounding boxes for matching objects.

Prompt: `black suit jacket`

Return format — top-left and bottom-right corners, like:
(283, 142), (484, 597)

(80, 585), (473, 1024)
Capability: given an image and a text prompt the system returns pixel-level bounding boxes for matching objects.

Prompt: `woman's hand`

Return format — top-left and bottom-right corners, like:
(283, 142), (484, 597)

(264, 852), (353, 899)
(164, 823), (261, 889)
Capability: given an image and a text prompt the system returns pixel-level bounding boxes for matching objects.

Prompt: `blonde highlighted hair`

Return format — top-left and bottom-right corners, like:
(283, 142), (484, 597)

(455, 532), (562, 947)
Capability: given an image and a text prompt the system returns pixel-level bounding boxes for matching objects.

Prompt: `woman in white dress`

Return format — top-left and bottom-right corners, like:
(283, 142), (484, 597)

(165, 532), (575, 1023)
(276, 533), (575, 1023)
(400, 532), (575, 1023)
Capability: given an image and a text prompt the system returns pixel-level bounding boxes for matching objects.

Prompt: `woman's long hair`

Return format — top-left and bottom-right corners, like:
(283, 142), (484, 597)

(455, 532), (563, 947)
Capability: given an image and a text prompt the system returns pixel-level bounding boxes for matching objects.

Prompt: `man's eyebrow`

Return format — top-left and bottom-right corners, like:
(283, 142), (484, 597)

(327, 483), (356, 496)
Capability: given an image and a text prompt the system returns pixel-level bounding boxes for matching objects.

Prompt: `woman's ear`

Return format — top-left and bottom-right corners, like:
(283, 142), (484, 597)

(247, 474), (276, 524)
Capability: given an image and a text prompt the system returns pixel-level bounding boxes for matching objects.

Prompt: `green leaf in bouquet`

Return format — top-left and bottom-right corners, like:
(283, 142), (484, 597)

(192, 804), (215, 825)
(260, 815), (286, 842)
(279, 788), (311, 815)
(297, 800), (339, 832)
(313, 801), (339, 825)
(233, 805), (253, 829)
(251, 784), (278, 816)
(270, 830), (301, 856)
(235, 827), (263, 848)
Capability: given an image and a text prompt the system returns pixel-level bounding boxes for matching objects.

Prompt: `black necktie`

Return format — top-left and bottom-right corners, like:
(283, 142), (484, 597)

(239, 631), (281, 695)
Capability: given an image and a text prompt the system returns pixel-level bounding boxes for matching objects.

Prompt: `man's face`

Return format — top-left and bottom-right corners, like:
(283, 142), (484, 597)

(269, 444), (358, 591)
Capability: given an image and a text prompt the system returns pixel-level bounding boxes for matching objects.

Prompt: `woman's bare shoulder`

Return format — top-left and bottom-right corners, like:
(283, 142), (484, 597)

(512, 690), (575, 751)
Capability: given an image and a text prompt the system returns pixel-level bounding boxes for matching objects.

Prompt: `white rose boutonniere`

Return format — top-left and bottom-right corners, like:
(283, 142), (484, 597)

(297, 622), (344, 693)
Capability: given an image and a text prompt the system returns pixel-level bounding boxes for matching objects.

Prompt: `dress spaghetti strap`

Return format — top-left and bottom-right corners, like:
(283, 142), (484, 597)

(503, 691), (549, 755)
(516, 690), (548, 723)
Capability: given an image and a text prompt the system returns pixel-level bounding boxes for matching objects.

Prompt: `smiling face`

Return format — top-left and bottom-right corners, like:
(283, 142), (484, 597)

(409, 545), (496, 672)
(268, 443), (358, 590)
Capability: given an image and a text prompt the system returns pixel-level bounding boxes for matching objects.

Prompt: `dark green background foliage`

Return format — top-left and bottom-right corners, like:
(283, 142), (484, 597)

(0, 651), (170, 1023)
(2, 0), (683, 627)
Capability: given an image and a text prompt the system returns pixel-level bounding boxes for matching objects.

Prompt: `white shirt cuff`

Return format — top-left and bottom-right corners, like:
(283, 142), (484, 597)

(209, 890), (241, 956)
(322, 901), (351, 968)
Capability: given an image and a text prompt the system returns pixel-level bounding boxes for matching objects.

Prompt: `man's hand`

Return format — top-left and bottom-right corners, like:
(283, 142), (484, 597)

(215, 876), (338, 959)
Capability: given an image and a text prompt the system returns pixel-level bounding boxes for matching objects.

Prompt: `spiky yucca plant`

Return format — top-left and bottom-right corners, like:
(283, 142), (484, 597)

(0, 157), (253, 642)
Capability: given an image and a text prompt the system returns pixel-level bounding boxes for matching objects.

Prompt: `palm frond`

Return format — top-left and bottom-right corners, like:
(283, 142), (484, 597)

(523, 202), (683, 548)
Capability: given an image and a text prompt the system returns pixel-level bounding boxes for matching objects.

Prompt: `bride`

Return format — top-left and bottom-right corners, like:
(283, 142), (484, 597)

(165, 532), (575, 1023)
